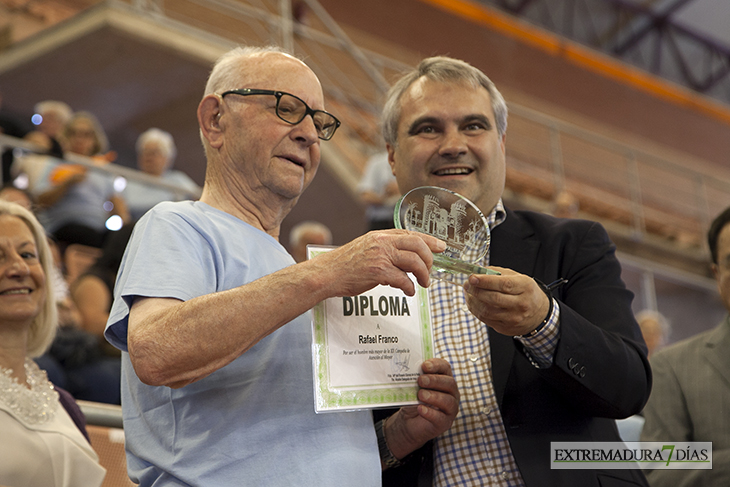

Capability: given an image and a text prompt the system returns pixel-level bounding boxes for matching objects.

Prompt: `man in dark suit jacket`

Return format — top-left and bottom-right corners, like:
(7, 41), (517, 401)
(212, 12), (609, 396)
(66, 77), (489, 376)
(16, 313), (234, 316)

(375, 56), (651, 486)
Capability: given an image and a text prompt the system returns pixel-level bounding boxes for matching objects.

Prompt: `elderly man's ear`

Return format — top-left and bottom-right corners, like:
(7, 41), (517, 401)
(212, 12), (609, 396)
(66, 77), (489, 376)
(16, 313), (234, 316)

(198, 95), (225, 149)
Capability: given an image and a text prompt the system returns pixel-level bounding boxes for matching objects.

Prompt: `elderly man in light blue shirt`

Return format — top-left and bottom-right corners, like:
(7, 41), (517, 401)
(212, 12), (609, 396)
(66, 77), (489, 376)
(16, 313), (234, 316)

(105, 45), (459, 487)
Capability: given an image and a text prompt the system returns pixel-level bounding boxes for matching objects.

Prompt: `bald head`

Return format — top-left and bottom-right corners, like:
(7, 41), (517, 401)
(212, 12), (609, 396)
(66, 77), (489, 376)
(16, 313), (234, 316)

(198, 46), (323, 156)
(204, 46), (313, 97)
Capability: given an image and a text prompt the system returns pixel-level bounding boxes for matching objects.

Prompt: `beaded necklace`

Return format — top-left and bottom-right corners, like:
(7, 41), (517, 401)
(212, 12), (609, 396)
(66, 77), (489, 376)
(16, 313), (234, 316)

(0, 358), (59, 424)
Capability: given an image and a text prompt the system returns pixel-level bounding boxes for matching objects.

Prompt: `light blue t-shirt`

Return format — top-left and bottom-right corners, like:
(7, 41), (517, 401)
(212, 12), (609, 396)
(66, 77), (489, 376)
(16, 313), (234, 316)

(123, 169), (201, 221)
(105, 201), (380, 487)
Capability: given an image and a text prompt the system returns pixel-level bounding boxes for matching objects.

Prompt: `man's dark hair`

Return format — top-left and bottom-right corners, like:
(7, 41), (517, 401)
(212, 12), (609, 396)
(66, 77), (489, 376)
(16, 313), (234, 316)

(707, 206), (730, 264)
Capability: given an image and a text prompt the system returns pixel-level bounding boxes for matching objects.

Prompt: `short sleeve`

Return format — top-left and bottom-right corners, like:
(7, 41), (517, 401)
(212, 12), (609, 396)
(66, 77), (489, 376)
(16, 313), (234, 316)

(104, 206), (218, 351)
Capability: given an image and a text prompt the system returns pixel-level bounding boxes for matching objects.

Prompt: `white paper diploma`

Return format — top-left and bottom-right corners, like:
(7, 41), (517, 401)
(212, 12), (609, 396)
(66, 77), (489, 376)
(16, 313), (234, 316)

(309, 246), (434, 413)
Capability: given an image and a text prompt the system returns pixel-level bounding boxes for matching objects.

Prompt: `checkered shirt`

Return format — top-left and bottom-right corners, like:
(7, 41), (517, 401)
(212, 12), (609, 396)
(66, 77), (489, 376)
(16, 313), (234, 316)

(432, 200), (561, 486)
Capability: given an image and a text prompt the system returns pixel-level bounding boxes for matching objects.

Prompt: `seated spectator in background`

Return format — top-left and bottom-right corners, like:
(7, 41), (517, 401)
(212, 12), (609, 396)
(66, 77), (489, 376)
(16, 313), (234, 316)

(9, 101), (70, 193)
(27, 100), (71, 158)
(636, 309), (669, 358)
(0, 184), (33, 211)
(35, 111), (130, 249)
(0, 200), (106, 487)
(40, 289), (123, 405)
(288, 220), (332, 263)
(36, 225), (137, 405)
(71, 223), (134, 343)
(10, 130), (61, 196)
(357, 150), (400, 230)
(123, 128), (200, 221)
(641, 207), (730, 486)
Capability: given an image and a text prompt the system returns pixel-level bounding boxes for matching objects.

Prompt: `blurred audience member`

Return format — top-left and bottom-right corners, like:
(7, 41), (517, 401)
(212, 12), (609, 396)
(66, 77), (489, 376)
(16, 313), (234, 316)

(0, 200), (106, 487)
(123, 128), (200, 221)
(357, 151), (400, 231)
(551, 190), (580, 219)
(34, 101), (72, 141)
(57, 111), (111, 162)
(35, 112), (129, 249)
(641, 207), (730, 486)
(0, 183), (33, 210)
(636, 309), (670, 358)
(41, 299), (122, 404)
(35, 226), (137, 405)
(9, 101), (71, 194)
(25, 100), (71, 157)
(289, 220), (332, 263)
(10, 131), (60, 196)
(71, 223), (134, 342)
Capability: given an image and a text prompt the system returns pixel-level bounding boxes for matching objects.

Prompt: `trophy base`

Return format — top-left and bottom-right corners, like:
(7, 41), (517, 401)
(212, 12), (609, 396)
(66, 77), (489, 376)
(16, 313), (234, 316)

(432, 253), (501, 276)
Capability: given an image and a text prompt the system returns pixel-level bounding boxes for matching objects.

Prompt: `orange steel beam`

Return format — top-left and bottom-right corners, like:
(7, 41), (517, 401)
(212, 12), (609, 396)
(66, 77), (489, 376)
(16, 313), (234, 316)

(418, 0), (730, 126)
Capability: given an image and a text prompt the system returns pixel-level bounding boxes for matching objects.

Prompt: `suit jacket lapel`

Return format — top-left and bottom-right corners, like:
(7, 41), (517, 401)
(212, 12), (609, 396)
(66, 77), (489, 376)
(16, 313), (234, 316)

(490, 207), (541, 275)
(488, 208), (541, 406)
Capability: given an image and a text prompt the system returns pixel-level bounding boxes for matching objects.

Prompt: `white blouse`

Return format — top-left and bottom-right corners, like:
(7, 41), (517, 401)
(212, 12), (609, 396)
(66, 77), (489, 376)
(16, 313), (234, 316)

(0, 403), (107, 486)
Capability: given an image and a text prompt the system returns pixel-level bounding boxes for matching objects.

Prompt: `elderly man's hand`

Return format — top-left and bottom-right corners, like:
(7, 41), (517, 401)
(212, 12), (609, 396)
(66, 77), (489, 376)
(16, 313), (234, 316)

(311, 229), (445, 297)
(382, 358), (459, 463)
(463, 267), (551, 336)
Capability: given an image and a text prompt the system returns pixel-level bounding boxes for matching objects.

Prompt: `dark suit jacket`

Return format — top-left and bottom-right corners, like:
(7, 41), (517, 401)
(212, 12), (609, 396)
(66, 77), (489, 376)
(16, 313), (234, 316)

(382, 207), (652, 487)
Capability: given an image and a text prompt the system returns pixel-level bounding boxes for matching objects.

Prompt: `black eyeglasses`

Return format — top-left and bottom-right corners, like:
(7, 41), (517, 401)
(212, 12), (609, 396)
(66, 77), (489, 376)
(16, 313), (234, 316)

(221, 88), (341, 141)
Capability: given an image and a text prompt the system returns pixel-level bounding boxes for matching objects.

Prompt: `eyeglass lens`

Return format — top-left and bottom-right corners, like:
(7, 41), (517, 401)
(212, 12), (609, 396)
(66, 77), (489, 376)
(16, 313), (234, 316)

(277, 94), (337, 140)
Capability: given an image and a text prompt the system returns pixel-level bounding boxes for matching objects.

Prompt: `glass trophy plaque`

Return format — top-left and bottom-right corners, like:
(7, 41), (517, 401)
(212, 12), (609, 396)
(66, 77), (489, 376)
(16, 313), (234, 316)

(394, 186), (500, 283)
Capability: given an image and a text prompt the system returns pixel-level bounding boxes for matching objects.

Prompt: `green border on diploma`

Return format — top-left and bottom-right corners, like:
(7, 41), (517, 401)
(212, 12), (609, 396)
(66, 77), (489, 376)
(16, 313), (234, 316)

(309, 248), (434, 412)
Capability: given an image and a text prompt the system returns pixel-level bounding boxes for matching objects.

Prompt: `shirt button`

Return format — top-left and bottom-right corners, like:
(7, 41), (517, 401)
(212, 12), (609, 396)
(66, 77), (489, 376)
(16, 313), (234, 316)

(501, 471), (510, 480)
(460, 303), (470, 312)
(469, 354), (479, 362)
(481, 406), (491, 415)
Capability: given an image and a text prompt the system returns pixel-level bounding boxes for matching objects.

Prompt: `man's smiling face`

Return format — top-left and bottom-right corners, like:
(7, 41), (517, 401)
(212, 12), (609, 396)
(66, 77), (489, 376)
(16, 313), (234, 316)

(387, 78), (506, 215)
